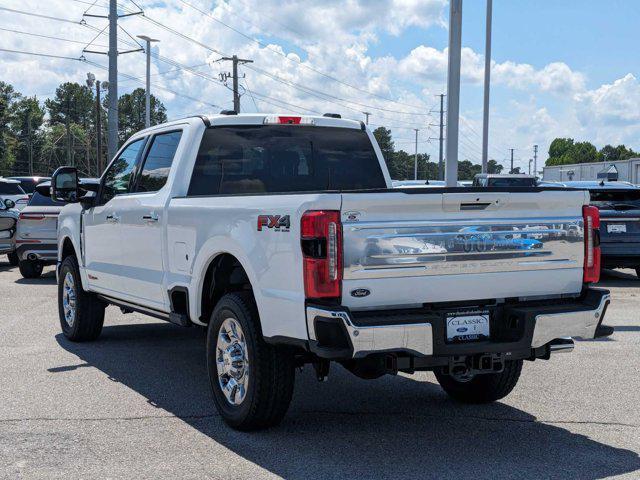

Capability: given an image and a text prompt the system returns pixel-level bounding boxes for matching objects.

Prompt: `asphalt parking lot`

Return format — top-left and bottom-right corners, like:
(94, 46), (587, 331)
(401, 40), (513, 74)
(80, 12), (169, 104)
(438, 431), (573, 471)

(0, 261), (639, 480)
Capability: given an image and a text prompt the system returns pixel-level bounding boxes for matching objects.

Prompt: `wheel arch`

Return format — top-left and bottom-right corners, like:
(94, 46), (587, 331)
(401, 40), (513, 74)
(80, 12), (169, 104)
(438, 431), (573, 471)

(195, 251), (258, 327)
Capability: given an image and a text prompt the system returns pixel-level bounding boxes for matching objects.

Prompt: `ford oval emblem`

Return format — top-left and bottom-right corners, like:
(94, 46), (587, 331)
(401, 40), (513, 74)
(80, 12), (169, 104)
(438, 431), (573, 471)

(456, 327), (468, 333)
(351, 288), (370, 298)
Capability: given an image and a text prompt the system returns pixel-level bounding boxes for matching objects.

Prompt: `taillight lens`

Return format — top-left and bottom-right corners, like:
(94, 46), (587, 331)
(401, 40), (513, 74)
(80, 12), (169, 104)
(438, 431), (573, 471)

(301, 210), (342, 299)
(583, 205), (601, 283)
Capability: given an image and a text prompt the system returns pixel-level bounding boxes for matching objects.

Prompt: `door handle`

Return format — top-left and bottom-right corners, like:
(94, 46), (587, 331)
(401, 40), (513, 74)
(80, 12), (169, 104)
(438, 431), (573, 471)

(106, 213), (120, 223)
(142, 212), (159, 222)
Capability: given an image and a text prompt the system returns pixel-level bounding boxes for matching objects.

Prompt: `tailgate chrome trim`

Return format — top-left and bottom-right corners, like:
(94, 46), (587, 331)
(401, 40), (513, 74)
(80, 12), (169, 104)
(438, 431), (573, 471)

(343, 217), (584, 279)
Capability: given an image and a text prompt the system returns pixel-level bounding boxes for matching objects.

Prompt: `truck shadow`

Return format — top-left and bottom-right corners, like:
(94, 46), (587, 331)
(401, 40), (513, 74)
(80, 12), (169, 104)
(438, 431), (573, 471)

(54, 322), (640, 480)
(598, 269), (640, 288)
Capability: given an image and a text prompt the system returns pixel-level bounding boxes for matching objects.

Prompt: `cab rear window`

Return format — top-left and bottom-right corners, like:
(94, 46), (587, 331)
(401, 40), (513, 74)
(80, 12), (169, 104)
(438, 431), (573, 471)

(188, 126), (386, 196)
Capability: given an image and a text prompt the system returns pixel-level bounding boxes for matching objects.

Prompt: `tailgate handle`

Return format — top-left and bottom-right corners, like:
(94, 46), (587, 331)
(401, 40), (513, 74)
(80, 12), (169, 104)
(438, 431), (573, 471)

(460, 202), (492, 211)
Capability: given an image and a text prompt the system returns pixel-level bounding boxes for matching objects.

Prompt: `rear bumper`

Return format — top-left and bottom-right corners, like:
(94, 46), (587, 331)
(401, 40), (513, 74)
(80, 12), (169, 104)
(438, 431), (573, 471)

(16, 243), (58, 263)
(306, 288), (611, 360)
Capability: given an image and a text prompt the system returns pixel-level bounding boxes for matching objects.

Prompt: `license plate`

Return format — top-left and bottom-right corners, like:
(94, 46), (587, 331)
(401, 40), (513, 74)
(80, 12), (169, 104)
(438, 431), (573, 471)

(607, 224), (627, 233)
(446, 311), (490, 343)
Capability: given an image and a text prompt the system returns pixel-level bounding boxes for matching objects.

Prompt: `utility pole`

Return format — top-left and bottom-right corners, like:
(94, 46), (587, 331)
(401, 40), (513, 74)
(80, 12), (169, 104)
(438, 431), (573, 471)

(83, 2), (143, 163)
(96, 81), (102, 173)
(509, 148), (515, 173)
(533, 144), (538, 177)
(363, 111), (371, 125)
(107, 0), (118, 162)
(481, 0), (492, 173)
(414, 129), (419, 180)
(438, 93), (445, 180)
(529, 158), (533, 175)
(27, 109), (33, 176)
(220, 55), (254, 113)
(137, 35), (160, 128)
(445, 0), (463, 187)
(66, 94), (72, 165)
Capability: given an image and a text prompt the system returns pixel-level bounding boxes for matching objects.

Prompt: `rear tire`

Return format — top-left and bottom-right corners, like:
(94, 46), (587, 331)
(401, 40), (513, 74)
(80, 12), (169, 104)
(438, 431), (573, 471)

(58, 255), (105, 342)
(18, 259), (43, 278)
(206, 292), (295, 431)
(7, 252), (19, 266)
(435, 360), (523, 404)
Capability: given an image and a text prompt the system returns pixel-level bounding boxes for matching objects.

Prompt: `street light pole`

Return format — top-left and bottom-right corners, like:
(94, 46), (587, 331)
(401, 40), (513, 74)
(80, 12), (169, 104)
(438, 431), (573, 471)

(137, 35), (160, 129)
(445, 0), (463, 187)
(414, 129), (419, 180)
(481, 0), (492, 173)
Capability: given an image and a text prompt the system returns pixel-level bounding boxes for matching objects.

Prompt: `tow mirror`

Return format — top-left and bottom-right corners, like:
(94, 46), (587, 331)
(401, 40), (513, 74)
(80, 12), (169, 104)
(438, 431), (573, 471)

(51, 166), (79, 203)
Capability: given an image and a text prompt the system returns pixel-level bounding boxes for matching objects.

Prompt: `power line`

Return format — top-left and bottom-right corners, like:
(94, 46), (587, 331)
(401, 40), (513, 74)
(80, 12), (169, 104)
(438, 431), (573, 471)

(0, 47), (81, 61)
(0, 6), (80, 24)
(174, 0), (429, 112)
(0, 27), (108, 48)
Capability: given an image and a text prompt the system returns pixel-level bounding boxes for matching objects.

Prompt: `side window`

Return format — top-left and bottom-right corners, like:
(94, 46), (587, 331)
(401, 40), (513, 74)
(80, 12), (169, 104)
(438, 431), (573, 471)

(135, 131), (182, 193)
(101, 139), (145, 204)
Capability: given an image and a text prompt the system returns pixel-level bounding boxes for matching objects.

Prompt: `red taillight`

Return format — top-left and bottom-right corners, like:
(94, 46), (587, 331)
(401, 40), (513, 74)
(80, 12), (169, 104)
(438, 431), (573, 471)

(19, 213), (45, 221)
(583, 205), (601, 283)
(301, 210), (342, 299)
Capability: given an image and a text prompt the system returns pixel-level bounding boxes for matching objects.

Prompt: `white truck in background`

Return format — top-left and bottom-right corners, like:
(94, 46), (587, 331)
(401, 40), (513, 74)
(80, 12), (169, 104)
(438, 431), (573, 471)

(47, 113), (612, 431)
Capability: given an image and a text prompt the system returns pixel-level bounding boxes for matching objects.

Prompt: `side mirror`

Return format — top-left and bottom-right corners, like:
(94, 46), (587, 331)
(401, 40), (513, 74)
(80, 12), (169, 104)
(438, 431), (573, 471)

(2, 198), (16, 210)
(51, 166), (79, 203)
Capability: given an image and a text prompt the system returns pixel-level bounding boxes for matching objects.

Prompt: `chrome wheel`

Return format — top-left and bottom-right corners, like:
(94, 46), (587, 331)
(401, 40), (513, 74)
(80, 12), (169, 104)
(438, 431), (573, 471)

(62, 271), (77, 328)
(216, 318), (249, 406)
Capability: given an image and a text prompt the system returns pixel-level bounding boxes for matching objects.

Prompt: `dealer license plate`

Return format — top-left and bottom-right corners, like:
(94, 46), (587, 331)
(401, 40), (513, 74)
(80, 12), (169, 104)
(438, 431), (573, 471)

(607, 224), (627, 233)
(446, 311), (490, 343)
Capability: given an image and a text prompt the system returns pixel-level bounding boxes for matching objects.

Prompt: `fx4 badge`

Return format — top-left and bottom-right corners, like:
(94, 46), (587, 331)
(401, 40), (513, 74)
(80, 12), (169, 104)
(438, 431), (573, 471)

(257, 215), (290, 232)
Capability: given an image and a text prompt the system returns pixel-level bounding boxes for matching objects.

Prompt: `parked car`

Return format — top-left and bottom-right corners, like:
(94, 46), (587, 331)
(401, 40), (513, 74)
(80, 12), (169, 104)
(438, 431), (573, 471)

(15, 179), (99, 278)
(0, 198), (19, 266)
(537, 181), (566, 188)
(473, 174), (537, 187)
(565, 181), (640, 277)
(8, 176), (50, 195)
(47, 113), (611, 431)
(0, 177), (29, 210)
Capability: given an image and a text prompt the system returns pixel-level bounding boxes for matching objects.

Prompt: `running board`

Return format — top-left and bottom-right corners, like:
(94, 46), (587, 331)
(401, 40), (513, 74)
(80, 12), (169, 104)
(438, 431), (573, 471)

(98, 295), (191, 327)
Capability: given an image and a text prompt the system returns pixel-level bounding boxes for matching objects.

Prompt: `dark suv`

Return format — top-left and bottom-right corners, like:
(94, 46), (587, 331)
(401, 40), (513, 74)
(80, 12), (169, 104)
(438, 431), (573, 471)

(566, 181), (640, 277)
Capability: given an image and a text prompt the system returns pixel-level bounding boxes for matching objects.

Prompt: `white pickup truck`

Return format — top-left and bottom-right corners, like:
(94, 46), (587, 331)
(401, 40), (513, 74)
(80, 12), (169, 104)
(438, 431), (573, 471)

(48, 113), (612, 431)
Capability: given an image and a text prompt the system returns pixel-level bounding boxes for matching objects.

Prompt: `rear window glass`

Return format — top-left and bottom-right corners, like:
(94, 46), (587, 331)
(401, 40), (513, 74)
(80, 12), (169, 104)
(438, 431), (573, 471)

(28, 191), (66, 207)
(590, 190), (640, 208)
(136, 131), (182, 193)
(0, 182), (25, 195)
(188, 126), (386, 196)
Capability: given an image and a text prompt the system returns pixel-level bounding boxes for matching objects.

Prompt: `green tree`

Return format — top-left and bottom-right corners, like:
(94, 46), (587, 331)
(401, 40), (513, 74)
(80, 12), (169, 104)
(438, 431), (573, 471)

(45, 82), (94, 127)
(458, 159), (482, 180)
(10, 96), (46, 175)
(487, 159), (503, 174)
(117, 88), (167, 142)
(0, 81), (20, 175)
(373, 126), (394, 160)
(571, 141), (598, 164)
(599, 144), (639, 162)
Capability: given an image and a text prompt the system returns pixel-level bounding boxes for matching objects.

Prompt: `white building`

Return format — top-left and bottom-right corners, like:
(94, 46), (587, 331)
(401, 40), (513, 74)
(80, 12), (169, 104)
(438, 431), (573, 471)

(542, 157), (640, 184)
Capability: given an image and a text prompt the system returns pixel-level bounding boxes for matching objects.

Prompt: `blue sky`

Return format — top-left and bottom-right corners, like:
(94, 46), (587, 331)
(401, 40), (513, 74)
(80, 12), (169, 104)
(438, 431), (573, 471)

(1, 0), (640, 174)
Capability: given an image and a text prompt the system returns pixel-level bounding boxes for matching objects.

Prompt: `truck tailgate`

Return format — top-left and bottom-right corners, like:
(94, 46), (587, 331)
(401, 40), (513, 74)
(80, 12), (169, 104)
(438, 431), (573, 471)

(341, 189), (589, 309)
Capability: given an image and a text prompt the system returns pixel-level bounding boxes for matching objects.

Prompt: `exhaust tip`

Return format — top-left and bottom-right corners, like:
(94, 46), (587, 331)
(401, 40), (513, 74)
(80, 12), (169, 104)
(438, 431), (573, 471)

(549, 337), (574, 354)
(27, 253), (38, 261)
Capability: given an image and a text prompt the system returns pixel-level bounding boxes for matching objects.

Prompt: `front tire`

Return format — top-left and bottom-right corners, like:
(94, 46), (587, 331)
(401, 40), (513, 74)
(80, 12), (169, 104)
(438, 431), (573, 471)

(7, 252), (19, 266)
(206, 292), (295, 431)
(18, 259), (43, 278)
(58, 255), (105, 342)
(435, 360), (523, 404)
